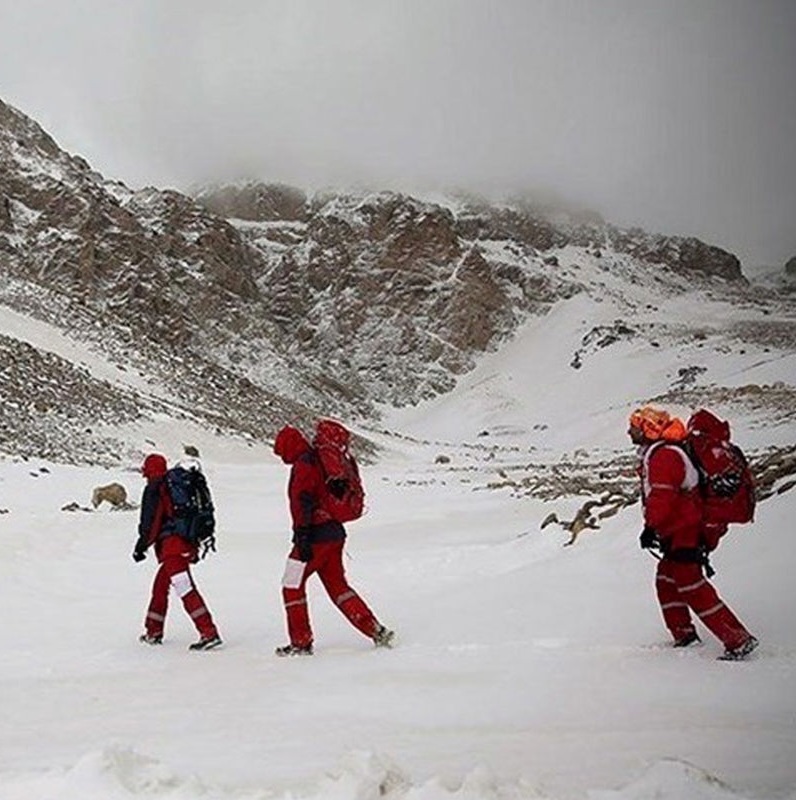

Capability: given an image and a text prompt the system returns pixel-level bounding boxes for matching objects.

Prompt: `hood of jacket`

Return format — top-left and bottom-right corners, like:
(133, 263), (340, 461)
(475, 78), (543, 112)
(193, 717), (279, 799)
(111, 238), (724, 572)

(273, 426), (311, 464)
(141, 453), (168, 480)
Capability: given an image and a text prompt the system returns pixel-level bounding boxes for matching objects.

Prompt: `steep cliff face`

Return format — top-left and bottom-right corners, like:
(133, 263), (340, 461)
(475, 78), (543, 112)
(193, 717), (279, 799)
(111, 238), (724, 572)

(203, 183), (746, 406)
(0, 99), (342, 460)
(237, 191), (564, 404)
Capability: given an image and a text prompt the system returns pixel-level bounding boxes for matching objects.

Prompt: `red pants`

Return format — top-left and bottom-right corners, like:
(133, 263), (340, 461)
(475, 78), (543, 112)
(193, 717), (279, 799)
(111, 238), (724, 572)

(655, 559), (751, 649)
(144, 539), (218, 639)
(281, 539), (379, 648)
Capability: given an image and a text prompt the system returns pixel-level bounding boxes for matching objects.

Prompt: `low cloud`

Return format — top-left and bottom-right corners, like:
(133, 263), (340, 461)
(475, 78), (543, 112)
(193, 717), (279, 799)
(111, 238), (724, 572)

(1, 0), (794, 268)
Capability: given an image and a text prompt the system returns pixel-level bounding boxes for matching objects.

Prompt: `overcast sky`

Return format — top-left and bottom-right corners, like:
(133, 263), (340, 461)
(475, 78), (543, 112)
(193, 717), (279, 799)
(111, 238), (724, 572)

(1, 0), (794, 270)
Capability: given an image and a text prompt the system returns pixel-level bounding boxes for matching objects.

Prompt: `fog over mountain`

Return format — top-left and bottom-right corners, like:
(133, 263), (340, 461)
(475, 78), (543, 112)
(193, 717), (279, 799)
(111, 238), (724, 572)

(1, 1), (794, 272)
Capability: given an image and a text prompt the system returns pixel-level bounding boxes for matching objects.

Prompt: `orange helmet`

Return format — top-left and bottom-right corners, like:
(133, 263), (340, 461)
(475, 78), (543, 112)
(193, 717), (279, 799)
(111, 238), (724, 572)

(628, 406), (687, 442)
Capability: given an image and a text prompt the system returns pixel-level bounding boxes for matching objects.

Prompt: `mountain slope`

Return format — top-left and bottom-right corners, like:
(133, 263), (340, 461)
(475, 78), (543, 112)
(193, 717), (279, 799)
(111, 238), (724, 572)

(1, 96), (795, 471)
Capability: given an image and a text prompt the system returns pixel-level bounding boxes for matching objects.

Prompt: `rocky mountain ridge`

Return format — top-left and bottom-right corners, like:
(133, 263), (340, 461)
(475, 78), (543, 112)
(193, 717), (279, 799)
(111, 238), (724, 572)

(1, 97), (794, 469)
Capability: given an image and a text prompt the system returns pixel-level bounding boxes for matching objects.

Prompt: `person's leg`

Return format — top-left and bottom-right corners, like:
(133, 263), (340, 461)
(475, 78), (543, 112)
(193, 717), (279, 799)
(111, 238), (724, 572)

(143, 563), (171, 639)
(671, 562), (753, 651)
(160, 555), (219, 640)
(655, 559), (698, 643)
(316, 541), (380, 639)
(280, 549), (315, 648)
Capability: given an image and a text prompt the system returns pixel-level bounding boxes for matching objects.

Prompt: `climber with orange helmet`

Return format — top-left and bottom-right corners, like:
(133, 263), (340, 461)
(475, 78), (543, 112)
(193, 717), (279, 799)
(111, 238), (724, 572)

(629, 406), (758, 660)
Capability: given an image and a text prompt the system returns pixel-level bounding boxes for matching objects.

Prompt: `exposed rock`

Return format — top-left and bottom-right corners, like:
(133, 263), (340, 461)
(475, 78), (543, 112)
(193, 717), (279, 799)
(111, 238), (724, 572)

(0, 194), (12, 231)
(62, 501), (92, 512)
(607, 228), (743, 281)
(196, 181), (308, 222)
(0, 333), (143, 464)
(91, 483), (128, 509)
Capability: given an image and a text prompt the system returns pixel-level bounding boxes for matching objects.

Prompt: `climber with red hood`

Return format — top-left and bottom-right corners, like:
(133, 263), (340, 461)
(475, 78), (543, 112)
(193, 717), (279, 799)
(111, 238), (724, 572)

(629, 406), (757, 660)
(132, 453), (222, 651)
(272, 423), (394, 656)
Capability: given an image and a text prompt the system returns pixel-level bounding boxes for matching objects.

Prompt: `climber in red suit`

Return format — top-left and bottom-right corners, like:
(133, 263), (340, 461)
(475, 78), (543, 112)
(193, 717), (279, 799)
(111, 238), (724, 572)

(629, 406), (757, 660)
(272, 424), (393, 656)
(132, 453), (222, 651)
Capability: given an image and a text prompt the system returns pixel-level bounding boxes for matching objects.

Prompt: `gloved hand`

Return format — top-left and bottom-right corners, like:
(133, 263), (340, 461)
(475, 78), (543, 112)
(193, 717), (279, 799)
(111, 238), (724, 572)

(639, 526), (659, 550)
(293, 527), (314, 563)
(132, 548), (147, 562)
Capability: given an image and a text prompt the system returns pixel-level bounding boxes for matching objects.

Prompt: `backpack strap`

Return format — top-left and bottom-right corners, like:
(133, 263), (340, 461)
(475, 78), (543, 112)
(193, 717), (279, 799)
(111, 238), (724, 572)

(642, 441), (700, 497)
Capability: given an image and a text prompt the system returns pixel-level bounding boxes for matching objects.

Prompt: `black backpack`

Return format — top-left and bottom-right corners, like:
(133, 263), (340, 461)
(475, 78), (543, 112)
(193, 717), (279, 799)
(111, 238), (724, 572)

(164, 466), (216, 556)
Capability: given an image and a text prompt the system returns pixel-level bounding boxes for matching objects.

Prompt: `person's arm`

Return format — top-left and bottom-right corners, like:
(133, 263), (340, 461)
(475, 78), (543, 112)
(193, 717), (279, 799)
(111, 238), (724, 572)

(288, 459), (321, 529)
(132, 482), (163, 559)
(644, 447), (687, 534)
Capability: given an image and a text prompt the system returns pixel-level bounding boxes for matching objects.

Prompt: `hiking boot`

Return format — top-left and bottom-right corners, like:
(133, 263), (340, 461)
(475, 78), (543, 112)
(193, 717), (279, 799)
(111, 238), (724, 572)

(275, 643), (314, 657)
(139, 633), (163, 645)
(188, 635), (223, 651)
(372, 625), (395, 648)
(673, 631), (701, 648)
(718, 635), (759, 662)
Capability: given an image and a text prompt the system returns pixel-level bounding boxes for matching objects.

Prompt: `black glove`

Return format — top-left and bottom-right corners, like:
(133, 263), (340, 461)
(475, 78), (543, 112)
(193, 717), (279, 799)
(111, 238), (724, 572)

(297, 539), (313, 563)
(293, 527), (313, 563)
(327, 478), (348, 500)
(639, 526), (659, 550)
(132, 548), (147, 562)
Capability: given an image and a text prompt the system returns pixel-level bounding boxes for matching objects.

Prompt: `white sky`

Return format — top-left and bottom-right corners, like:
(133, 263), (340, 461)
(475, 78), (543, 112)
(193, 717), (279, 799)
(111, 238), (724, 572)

(1, 0), (795, 270)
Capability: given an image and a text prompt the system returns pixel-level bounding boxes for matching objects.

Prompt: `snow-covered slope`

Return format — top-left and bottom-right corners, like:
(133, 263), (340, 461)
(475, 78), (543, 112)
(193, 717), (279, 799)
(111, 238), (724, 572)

(385, 269), (796, 456)
(2, 273), (796, 800)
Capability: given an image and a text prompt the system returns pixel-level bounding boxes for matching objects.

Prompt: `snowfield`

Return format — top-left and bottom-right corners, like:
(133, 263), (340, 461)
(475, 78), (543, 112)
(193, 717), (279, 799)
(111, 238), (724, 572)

(1, 433), (795, 800)
(2, 283), (795, 800)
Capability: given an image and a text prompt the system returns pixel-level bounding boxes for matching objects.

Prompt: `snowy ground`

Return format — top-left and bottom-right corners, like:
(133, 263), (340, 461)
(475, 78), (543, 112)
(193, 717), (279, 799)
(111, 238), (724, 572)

(1, 432), (795, 800)
(2, 285), (795, 799)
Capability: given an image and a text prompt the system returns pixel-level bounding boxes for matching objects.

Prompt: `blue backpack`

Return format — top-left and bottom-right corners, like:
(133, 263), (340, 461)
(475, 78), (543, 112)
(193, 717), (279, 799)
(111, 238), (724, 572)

(164, 466), (216, 555)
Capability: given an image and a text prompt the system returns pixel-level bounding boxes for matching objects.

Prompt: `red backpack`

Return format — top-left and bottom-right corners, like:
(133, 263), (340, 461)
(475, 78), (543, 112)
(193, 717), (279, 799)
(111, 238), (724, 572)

(313, 419), (365, 523)
(685, 409), (756, 525)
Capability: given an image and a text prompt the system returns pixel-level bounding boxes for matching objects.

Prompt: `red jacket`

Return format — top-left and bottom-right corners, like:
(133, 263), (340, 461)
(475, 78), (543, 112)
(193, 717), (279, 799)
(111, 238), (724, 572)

(135, 455), (197, 562)
(638, 442), (703, 551)
(274, 426), (344, 542)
